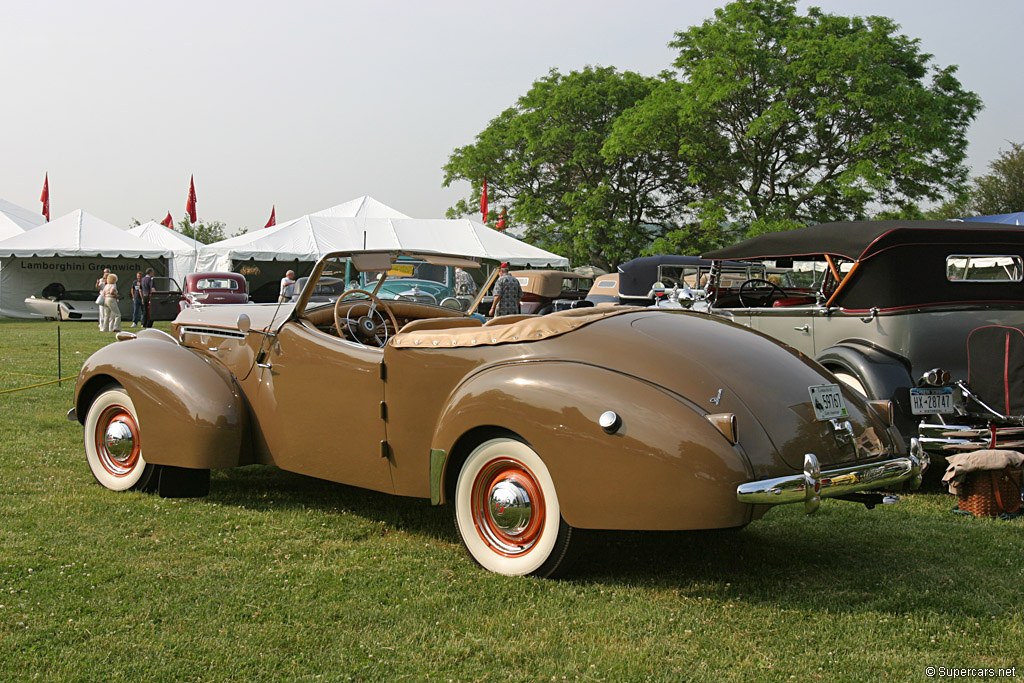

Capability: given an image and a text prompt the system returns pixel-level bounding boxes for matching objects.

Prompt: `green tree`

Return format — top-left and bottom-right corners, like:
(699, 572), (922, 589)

(443, 67), (694, 270)
(177, 217), (230, 244)
(614, 0), (981, 245)
(971, 141), (1024, 216)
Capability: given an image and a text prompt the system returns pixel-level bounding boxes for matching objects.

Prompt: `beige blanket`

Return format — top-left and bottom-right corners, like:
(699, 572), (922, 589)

(942, 449), (1024, 495)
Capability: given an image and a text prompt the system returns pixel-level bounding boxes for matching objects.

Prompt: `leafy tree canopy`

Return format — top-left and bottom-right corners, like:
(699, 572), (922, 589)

(445, 0), (982, 262)
(443, 66), (691, 270)
(971, 141), (1024, 216)
(178, 217), (231, 244)
(653, 0), (980, 240)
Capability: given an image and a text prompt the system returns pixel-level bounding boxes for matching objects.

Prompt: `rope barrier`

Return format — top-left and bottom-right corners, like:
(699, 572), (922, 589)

(0, 375), (78, 395)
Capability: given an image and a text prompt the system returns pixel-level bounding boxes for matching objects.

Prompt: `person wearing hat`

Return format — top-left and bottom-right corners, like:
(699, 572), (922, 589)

(488, 262), (523, 317)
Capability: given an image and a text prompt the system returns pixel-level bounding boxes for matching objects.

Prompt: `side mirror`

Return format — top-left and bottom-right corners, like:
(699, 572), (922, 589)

(236, 313), (251, 334)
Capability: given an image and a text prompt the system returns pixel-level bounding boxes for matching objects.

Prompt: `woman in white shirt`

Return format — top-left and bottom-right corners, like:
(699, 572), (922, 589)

(102, 274), (121, 332)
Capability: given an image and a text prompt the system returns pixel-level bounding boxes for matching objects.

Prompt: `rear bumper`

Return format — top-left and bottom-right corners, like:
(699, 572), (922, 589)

(918, 422), (1024, 455)
(736, 439), (928, 514)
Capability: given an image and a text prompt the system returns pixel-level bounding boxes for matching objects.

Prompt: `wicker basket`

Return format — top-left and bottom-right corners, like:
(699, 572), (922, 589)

(958, 467), (1023, 517)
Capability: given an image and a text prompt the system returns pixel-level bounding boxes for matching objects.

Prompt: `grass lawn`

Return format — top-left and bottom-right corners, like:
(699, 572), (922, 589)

(1, 319), (1022, 681)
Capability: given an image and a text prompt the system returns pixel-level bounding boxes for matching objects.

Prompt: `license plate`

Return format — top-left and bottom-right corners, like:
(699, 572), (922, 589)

(910, 387), (954, 415)
(809, 384), (849, 421)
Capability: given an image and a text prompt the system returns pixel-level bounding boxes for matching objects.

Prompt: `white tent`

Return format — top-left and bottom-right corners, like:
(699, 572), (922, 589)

(310, 195), (411, 219)
(196, 195), (411, 271)
(389, 218), (569, 267)
(0, 197), (46, 242)
(197, 215), (567, 272)
(194, 195), (567, 300)
(0, 209), (171, 319)
(128, 221), (203, 284)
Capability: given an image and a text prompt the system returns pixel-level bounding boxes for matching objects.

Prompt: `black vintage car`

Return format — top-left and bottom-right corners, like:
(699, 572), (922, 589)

(700, 220), (1024, 457)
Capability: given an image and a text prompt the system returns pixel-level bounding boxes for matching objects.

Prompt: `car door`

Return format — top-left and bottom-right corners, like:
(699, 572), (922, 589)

(749, 306), (816, 356)
(249, 320), (393, 494)
(148, 277), (183, 320)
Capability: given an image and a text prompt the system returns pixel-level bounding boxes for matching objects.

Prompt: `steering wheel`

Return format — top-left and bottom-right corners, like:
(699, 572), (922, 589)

(738, 278), (787, 308)
(334, 289), (400, 347)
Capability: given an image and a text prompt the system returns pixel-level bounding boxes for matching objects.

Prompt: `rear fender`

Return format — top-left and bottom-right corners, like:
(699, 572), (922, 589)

(430, 361), (754, 531)
(74, 332), (250, 469)
(816, 342), (915, 437)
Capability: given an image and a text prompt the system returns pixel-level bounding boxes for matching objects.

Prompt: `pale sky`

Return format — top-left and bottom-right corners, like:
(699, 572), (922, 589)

(1, 0), (1020, 233)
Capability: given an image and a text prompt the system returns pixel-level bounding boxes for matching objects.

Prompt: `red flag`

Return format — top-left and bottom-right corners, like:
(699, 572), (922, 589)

(40, 173), (50, 221)
(161, 212), (174, 229)
(186, 175), (197, 223)
(496, 207), (507, 231)
(480, 177), (488, 223)
(265, 205), (276, 228)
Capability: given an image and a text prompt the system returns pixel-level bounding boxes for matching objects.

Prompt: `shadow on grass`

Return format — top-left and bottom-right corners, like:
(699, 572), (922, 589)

(204, 465), (1022, 618)
(208, 464), (455, 542)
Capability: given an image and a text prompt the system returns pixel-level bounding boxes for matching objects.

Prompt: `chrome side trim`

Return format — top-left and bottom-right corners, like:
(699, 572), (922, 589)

(737, 442), (926, 514)
(179, 325), (248, 341)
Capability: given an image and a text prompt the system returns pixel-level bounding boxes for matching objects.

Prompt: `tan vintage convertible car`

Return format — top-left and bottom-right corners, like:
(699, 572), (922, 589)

(69, 249), (926, 577)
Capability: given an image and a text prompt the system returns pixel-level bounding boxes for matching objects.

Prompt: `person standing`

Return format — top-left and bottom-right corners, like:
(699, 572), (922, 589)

(279, 269), (296, 303)
(488, 262), (523, 317)
(102, 274), (121, 332)
(454, 267), (477, 297)
(141, 268), (155, 328)
(130, 272), (144, 327)
(96, 268), (111, 331)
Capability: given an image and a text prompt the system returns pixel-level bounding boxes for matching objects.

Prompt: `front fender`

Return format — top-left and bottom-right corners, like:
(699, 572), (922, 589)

(74, 331), (250, 469)
(431, 361), (755, 531)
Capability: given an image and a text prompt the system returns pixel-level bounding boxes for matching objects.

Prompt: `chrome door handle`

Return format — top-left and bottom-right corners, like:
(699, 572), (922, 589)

(794, 324), (809, 332)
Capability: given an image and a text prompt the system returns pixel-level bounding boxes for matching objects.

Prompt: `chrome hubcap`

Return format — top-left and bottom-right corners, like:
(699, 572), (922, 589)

(95, 406), (141, 477)
(488, 478), (533, 536)
(105, 420), (135, 460)
(472, 458), (546, 557)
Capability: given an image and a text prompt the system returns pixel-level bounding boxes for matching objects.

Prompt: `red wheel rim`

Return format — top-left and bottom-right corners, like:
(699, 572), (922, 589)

(93, 404), (142, 477)
(471, 457), (546, 557)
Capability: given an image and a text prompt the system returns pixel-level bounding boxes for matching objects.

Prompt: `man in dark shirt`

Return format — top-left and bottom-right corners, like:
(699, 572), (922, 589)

(130, 272), (144, 327)
(141, 268), (155, 328)
(488, 263), (523, 317)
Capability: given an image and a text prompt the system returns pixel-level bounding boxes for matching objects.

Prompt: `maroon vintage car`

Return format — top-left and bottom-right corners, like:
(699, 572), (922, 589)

(179, 272), (249, 309)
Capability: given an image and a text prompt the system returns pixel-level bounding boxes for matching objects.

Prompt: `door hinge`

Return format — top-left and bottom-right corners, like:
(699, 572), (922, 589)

(379, 401), (388, 420)
(379, 362), (387, 381)
(380, 440), (391, 459)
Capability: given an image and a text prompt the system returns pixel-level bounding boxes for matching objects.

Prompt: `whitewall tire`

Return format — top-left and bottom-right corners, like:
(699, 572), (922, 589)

(83, 386), (157, 492)
(454, 438), (575, 577)
(833, 371), (869, 398)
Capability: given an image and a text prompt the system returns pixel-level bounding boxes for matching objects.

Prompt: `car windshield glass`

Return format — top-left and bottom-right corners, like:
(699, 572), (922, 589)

(662, 264), (765, 288)
(196, 278), (239, 290)
(562, 277), (592, 291)
(946, 255), (1023, 282)
(761, 260), (843, 289)
(297, 257), (363, 309)
(373, 260), (448, 286)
